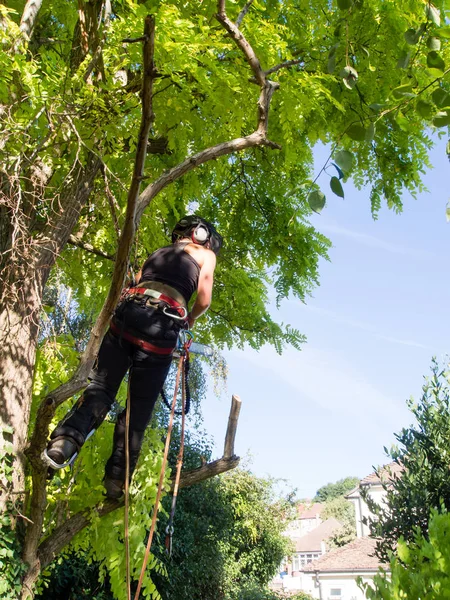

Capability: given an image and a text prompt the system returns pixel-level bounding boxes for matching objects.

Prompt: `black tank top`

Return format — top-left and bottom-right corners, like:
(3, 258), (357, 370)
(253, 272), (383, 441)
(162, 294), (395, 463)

(140, 243), (200, 304)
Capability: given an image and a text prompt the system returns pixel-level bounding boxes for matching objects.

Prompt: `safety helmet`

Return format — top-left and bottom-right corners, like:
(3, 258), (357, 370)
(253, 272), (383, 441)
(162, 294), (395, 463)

(171, 215), (223, 255)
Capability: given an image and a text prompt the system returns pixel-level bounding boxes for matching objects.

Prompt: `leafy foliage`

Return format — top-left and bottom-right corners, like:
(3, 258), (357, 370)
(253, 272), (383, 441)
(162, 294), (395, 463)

(0, 430), (27, 600)
(321, 496), (357, 549)
(3, 0), (450, 596)
(365, 360), (450, 561)
(314, 476), (360, 502)
(152, 469), (290, 600)
(361, 510), (450, 600)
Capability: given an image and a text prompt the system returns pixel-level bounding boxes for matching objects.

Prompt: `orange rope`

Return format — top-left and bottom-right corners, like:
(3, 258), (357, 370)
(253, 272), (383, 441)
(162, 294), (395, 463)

(124, 377), (132, 600)
(133, 353), (185, 600)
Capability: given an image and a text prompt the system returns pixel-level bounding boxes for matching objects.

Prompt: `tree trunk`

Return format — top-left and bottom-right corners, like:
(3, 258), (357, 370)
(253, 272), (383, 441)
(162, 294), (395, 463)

(0, 275), (40, 511)
(0, 157), (101, 513)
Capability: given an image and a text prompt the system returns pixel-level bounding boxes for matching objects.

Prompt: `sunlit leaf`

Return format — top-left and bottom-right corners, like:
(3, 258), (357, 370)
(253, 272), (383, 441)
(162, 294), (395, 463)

(334, 149), (354, 172)
(416, 100), (434, 119)
(346, 123), (366, 141)
(427, 51), (445, 72)
(427, 36), (441, 51)
(330, 176), (345, 198)
(432, 111), (450, 127)
(425, 3), (441, 26)
(308, 190), (326, 213)
(392, 84), (416, 99)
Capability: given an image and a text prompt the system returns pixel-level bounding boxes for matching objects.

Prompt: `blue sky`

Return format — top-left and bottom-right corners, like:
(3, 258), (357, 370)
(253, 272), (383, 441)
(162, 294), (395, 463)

(200, 135), (450, 499)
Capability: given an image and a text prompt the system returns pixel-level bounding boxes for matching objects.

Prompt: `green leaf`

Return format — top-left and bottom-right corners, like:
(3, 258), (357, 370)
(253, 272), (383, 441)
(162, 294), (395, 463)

(397, 52), (411, 70)
(446, 200), (450, 223)
(330, 176), (345, 198)
(392, 84), (416, 99)
(334, 149), (354, 172)
(369, 103), (386, 113)
(2, 425), (14, 434)
(432, 88), (450, 108)
(432, 111), (450, 127)
(437, 26), (450, 39)
(328, 55), (336, 74)
(427, 51), (445, 72)
(427, 36), (441, 51)
(404, 28), (420, 45)
(425, 3), (441, 26)
(416, 100), (434, 119)
(337, 0), (353, 9)
(365, 122), (376, 142)
(346, 123), (366, 141)
(308, 190), (326, 213)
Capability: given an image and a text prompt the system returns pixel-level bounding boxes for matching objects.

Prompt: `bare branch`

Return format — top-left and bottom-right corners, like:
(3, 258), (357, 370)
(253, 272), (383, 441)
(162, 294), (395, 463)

(19, 0), (43, 41)
(236, 0), (254, 27)
(122, 36), (148, 43)
(216, 4), (265, 86)
(67, 234), (114, 260)
(265, 58), (304, 77)
(223, 394), (241, 459)
(136, 132), (279, 222)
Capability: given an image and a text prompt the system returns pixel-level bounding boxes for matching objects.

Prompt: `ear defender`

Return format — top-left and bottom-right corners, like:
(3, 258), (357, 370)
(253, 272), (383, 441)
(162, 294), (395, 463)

(193, 225), (209, 244)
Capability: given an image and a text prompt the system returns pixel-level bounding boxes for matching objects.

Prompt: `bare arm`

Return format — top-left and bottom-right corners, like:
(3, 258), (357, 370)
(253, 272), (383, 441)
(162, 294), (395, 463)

(188, 250), (216, 328)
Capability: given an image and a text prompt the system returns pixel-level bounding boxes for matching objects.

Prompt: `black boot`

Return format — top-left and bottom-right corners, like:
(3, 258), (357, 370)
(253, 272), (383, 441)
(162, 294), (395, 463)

(45, 436), (78, 468)
(104, 477), (124, 500)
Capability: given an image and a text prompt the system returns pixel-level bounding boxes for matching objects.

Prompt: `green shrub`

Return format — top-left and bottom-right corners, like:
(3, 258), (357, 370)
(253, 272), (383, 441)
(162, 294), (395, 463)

(361, 510), (450, 600)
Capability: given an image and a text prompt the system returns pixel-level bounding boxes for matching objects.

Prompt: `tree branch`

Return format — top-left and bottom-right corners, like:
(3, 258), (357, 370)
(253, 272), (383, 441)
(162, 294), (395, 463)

(19, 0), (43, 41)
(236, 0), (254, 27)
(265, 58), (305, 77)
(23, 15), (156, 582)
(67, 234), (114, 260)
(37, 394), (242, 569)
(216, 2), (265, 86)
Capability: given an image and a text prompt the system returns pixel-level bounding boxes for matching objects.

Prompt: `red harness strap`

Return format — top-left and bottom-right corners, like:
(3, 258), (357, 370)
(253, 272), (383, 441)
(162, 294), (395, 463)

(125, 286), (187, 319)
(109, 320), (174, 355)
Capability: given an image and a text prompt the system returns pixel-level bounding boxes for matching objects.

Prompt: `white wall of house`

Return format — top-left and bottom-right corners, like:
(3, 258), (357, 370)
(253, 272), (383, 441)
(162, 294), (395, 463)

(349, 484), (386, 537)
(272, 571), (320, 598)
(318, 572), (379, 600)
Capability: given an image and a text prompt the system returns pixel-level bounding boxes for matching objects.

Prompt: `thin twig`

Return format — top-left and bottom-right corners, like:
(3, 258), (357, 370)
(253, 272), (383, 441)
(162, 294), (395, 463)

(236, 0), (254, 27)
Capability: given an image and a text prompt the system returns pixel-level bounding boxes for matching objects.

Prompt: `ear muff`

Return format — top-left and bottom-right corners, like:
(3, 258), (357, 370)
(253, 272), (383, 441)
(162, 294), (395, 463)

(192, 224), (209, 244)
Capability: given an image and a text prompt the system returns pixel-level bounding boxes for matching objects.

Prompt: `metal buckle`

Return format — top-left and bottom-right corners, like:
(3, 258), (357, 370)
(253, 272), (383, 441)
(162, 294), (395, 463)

(162, 305), (188, 321)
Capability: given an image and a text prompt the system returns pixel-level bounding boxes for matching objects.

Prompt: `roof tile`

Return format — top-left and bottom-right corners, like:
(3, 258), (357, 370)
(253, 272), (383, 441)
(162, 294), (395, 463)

(303, 537), (386, 573)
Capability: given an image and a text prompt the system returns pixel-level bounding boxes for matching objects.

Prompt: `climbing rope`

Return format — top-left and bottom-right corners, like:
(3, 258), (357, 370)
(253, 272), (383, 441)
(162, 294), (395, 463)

(160, 355), (191, 415)
(124, 377), (132, 600)
(164, 355), (186, 557)
(132, 338), (190, 600)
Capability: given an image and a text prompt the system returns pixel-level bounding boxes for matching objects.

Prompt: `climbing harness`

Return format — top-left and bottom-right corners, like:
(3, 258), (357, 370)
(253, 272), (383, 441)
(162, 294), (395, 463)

(109, 320), (176, 355)
(131, 333), (191, 600)
(118, 282), (188, 321)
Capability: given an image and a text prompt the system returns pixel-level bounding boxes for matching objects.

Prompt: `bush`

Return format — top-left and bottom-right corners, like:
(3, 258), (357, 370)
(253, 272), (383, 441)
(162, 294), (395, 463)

(361, 510), (450, 599)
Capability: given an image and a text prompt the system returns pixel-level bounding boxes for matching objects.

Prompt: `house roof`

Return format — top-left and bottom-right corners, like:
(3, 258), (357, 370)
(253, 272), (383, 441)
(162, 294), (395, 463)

(293, 518), (343, 552)
(303, 537), (386, 573)
(346, 462), (404, 497)
(297, 502), (323, 519)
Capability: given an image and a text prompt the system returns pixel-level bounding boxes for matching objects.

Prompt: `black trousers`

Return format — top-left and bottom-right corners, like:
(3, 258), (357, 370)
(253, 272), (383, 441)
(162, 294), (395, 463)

(51, 301), (181, 481)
